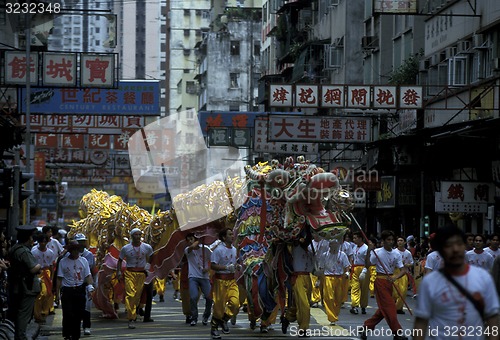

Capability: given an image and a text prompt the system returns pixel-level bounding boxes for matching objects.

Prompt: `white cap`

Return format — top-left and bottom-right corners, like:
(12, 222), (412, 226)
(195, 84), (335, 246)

(74, 233), (87, 241)
(130, 228), (142, 236)
(58, 229), (67, 235)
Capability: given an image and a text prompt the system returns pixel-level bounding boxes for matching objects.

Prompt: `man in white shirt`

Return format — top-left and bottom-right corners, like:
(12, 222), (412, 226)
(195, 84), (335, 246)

(360, 230), (408, 340)
(394, 236), (413, 315)
(465, 234), (494, 271)
(350, 231), (369, 315)
(184, 232), (213, 326)
(485, 233), (500, 259)
(414, 225), (500, 340)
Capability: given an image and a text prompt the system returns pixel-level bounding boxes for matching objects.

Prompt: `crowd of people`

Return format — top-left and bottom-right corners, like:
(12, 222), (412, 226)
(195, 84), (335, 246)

(1, 222), (499, 340)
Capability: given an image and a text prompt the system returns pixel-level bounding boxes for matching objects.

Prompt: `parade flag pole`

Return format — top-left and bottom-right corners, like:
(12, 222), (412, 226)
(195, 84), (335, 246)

(346, 212), (413, 316)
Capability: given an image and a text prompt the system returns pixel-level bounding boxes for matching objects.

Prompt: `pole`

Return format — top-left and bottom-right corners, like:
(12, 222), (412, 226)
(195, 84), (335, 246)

(347, 212), (413, 316)
(24, 7), (32, 224)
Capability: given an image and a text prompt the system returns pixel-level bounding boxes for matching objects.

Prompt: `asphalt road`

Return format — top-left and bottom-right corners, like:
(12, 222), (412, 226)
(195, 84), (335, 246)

(36, 283), (418, 339)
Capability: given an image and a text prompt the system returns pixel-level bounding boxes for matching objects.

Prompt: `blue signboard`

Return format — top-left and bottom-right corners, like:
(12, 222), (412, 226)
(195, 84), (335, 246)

(19, 80), (160, 115)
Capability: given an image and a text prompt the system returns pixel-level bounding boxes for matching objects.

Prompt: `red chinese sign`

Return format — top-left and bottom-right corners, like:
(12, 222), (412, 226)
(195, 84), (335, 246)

(4, 51), (38, 85)
(269, 84), (423, 109)
(2, 50), (116, 88)
(22, 115), (145, 134)
(43, 53), (77, 86)
(253, 117), (317, 154)
(440, 181), (494, 203)
(268, 115), (371, 143)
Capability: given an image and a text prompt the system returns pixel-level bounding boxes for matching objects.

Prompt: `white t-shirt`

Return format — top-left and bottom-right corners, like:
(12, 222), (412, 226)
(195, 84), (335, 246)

(119, 242), (154, 268)
(425, 251), (443, 271)
(352, 243), (368, 266)
(47, 237), (64, 256)
(415, 265), (500, 340)
(211, 243), (237, 274)
(465, 249), (494, 271)
(369, 247), (403, 274)
(57, 256), (91, 287)
(398, 248), (414, 266)
(32, 247), (57, 268)
(185, 245), (211, 279)
(63, 248), (95, 271)
(292, 244), (315, 273)
(484, 247), (500, 259)
(322, 250), (350, 275)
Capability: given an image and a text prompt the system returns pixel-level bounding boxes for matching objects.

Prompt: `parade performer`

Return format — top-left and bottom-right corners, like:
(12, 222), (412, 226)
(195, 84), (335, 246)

(414, 225), (500, 339)
(360, 230), (408, 340)
(393, 236), (414, 314)
(57, 240), (94, 340)
(465, 234), (494, 271)
(318, 241), (350, 325)
(282, 237), (315, 337)
(32, 234), (57, 324)
(185, 232), (213, 326)
(116, 228), (153, 329)
(350, 231), (370, 315)
(74, 233), (96, 335)
(210, 228), (240, 339)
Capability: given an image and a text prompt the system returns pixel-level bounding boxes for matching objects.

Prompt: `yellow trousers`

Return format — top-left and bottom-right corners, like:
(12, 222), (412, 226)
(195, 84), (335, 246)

(286, 274), (312, 331)
(323, 275), (344, 323)
(212, 278), (240, 322)
(310, 274), (321, 304)
(154, 278), (166, 296)
(350, 266), (370, 308)
(369, 266), (377, 296)
(124, 270), (146, 321)
(34, 269), (53, 321)
(392, 269), (408, 311)
(342, 275), (350, 303)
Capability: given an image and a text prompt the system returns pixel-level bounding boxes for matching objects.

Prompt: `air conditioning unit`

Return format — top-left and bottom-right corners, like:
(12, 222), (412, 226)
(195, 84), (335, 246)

(331, 0), (340, 6)
(419, 58), (430, 71)
(361, 36), (378, 49)
(430, 54), (440, 66)
(445, 46), (457, 59)
(472, 34), (484, 48)
(457, 41), (471, 54)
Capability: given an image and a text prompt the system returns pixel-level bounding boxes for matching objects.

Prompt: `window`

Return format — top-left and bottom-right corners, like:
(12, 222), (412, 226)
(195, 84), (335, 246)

(196, 30), (201, 37)
(184, 9), (190, 16)
(184, 29), (190, 37)
(195, 9), (201, 16)
(183, 48), (190, 56)
(254, 43), (260, 56)
(230, 73), (239, 88)
(230, 41), (240, 56)
(183, 69), (190, 73)
(185, 132), (194, 144)
(186, 108), (195, 119)
(186, 81), (197, 94)
(229, 104), (240, 112)
(448, 56), (468, 86)
(95, 27), (100, 33)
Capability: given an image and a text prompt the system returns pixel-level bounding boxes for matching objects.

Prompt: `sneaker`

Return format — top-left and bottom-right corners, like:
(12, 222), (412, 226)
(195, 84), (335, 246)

(350, 307), (359, 315)
(202, 317), (209, 326)
(310, 302), (319, 308)
(221, 320), (230, 334)
(230, 315), (236, 325)
(361, 308), (366, 314)
(260, 325), (269, 333)
(84, 328), (91, 335)
(211, 329), (221, 339)
(128, 320), (136, 329)
(185, 316), (192, 324)
(191, 319), (197, 326)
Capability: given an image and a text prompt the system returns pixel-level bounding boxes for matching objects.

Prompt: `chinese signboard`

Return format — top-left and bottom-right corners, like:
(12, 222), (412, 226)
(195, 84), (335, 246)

(22, 114), (145, 134)
(269, 84), (423, 109)
(2, 50), (118, 88)
(373, 0), (418, 14)
(199, 111), (267, 133)
(435, 181), (494, 213)
(19, 80), (160, 115)
(254, 118), (318, 154)
(376, 176), (396, 208)
(268, 115), (372, 143)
